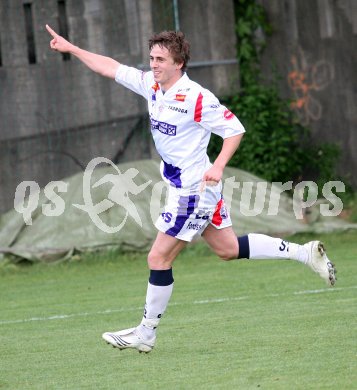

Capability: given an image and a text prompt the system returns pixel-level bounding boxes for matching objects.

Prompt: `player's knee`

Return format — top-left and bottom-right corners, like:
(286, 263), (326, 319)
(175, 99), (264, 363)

(147, 249), (171, 269)
(216, 248), (236, 261)
(147, 250), (160, 268)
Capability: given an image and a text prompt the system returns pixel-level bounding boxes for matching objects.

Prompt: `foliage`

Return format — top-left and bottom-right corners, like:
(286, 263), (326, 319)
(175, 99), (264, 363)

(208, 0), (342, 189)
(209, 83), (311, 183)
(234, 0), (272, 86)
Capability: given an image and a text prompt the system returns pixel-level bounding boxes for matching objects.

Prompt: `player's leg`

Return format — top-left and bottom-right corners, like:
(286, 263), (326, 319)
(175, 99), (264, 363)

(102, 232), (186, 353)
(137, 232), (186, 337)
(203, 226), (336, 286)
(238, 233), (336, 286)
(202, 224), (238, 260)
(147, 230), (187, 269)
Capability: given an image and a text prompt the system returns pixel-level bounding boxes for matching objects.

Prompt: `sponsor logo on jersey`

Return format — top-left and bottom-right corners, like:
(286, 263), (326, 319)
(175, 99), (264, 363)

(178, 88), (191, 92)
(152, 82), (160, 92)
(175, 94), (186, 102)
(187, 221), (203, 230)
(150, 118), (177, 136)
(195, 210), (211, 220)
(168, 105), (188, 114)
(223, 109), (234, 120)
(210, 103), (220, 109)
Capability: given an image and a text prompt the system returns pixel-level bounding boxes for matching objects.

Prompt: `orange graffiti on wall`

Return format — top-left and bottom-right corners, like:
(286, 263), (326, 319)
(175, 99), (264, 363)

(288, 47), (334, 125)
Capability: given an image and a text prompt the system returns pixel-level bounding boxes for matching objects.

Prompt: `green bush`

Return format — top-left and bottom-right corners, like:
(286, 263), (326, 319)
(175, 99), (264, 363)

(208, 83), (341, 185)
(209, 84), (306, 183)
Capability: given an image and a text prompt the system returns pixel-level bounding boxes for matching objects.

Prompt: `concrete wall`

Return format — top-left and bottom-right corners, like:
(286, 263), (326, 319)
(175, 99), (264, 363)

(0, 0), (238, 213)
(178, 0), (239, 95)
(259, 0), (357, 187)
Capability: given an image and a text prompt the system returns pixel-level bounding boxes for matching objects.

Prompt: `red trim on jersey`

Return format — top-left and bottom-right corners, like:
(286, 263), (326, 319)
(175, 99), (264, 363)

(212, 199), (223, 226)
(194, 92), (203, 122)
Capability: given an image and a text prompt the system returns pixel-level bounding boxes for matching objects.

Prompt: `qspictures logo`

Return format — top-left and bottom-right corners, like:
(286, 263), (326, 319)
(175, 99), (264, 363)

(13, 157), (152, 233)
(72, 157), (152, 233)
(13, 157), (346, 233)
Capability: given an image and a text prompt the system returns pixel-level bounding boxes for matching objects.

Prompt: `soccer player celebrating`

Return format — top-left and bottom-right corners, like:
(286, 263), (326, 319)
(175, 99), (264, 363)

(46, 25), (336, 353)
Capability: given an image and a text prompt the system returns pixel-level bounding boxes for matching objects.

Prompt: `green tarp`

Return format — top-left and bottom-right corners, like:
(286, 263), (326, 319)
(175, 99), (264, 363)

(0, 160), (355, 263)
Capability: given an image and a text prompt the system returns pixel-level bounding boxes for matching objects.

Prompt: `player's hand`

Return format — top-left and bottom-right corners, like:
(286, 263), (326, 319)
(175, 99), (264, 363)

(200, 165), (223, 192)
(46, 24), (73, 53)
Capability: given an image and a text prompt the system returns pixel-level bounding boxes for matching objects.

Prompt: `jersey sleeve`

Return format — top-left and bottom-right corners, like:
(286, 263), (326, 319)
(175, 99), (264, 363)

(115, 64), (152, 100)
(194, 91), (245, 138)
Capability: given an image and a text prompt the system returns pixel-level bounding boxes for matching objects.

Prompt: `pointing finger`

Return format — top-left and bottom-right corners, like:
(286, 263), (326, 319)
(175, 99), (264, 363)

(46, 24), (58, 38)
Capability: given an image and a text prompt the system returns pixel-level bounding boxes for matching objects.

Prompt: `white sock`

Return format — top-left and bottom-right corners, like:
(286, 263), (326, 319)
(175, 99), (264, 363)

(248, 233), (308, 263)
(138, 281), (174, 338)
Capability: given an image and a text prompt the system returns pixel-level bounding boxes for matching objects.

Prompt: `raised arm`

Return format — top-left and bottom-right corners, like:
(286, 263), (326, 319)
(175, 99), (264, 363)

(46, 24), (120, 79)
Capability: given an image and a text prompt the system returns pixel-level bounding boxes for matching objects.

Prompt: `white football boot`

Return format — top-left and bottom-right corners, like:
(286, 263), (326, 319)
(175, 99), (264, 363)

(102, 327), (155, 353)
(304, 241), (336, 286)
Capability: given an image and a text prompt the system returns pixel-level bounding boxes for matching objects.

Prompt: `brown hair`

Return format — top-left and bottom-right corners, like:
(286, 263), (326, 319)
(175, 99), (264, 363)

(149, 31), (190, 72)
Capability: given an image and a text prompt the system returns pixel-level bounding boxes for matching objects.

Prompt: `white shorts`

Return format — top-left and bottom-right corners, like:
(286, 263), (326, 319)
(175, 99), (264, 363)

(155, 183), (232, 242)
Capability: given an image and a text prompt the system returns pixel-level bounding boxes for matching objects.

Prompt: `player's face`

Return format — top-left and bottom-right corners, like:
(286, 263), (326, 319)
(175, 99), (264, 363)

(150, 44), (183, 91)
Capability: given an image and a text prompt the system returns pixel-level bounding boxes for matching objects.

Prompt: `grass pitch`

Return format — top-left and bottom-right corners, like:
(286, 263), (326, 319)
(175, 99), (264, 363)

(1, 230), (356, 389)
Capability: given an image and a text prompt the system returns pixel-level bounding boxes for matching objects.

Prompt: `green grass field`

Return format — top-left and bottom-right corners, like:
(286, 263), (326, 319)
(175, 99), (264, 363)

(1, 230), (356, 390)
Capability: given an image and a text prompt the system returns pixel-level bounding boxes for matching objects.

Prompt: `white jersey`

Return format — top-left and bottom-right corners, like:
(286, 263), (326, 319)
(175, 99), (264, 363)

(115, 65), (245, 190)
